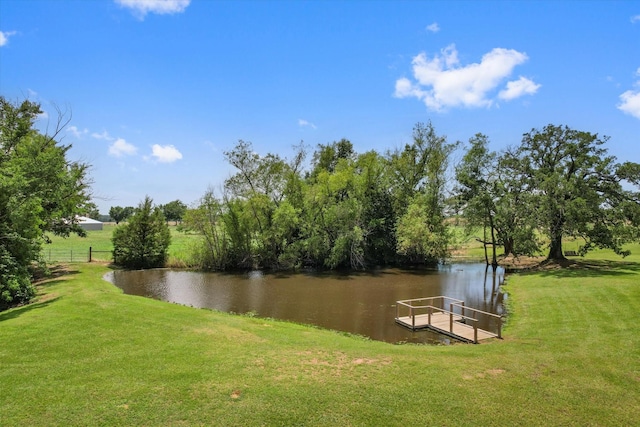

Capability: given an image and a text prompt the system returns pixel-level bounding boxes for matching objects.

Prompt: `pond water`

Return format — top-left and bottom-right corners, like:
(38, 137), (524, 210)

(105, 263), (505, 344)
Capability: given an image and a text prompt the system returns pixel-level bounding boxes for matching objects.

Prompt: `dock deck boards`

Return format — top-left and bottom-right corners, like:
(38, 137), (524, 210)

(395, 312), (497, 343)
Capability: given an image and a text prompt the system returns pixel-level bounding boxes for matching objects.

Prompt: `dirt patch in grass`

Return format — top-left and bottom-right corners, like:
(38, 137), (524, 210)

(462, 368), (506, 380)
(499, 255), (598, 272)
(32, 263), (78, 282)
(499, 255), (546, 270)
(296, 351), (392, 373)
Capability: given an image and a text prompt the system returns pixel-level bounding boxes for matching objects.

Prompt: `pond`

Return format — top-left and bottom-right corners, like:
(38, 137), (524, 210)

(105, 263), (506, 344)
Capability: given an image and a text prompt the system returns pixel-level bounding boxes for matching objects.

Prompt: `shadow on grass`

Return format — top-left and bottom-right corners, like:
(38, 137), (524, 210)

(0, 265), (80, 322)
(31, 264), (80, 283)
(0, 296), (61, 322)
(517, 259), (640, 278)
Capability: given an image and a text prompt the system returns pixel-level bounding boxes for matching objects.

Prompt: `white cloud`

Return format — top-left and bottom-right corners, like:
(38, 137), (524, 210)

(394, 44), (539, 111)
(109, 138), (138, 157)
(298, 119), (317, 129)
(498, 76), (541, 100)
(91, 130), (113, 140)
(115, 0), (191, 18)
(0, 30), (16, 47)
(67, 126), (88, 138)
(631, 15), (640, 23)
(151, 144), (182, 163)
(426, 22), (440, 33)
(617, 67), (640, 119)
(618, 90), (640, 119)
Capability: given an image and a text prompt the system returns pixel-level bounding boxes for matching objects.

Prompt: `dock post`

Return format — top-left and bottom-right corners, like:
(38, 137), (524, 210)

(449, 310), (453, 333)
(410, 306), (415, 329)
(450, 303), (454, 332)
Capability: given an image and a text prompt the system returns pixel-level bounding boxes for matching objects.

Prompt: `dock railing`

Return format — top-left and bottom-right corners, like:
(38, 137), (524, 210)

(395, 296), (503, 343)
(450, 302), (503, 339)
(396, 296), (464, 322)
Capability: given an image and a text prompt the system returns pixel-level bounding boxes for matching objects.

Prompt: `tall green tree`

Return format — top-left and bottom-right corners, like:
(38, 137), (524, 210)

(223, 140), (304, 268)
(455, 133), (500, 266)
(505, 124), (640, 260)
(304, 153), (366, 269)
(109, 206), (126, 224)
(309, 138), (355, 178)
(184, 190), (231, 270)
(493, 150), (540, 257)
(112, 196), (171, 269)
(109, 206), (135, 224)
(162, 199), (187, 224)
(0, 97), (91, 310)
(355, 150), (396, 266)
(393, 122), (457, 263)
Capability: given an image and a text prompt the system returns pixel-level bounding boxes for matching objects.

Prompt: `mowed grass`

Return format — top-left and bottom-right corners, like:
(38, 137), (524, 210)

(1, 247), (639, 425)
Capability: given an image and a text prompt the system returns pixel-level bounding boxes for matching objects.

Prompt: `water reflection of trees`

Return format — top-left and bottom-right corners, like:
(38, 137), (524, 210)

(109, 265), (505, 344)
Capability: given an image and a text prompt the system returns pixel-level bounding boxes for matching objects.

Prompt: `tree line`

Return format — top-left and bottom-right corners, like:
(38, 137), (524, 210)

(109, 200), (186, 225)
(179, 122), (640, 271)
(178, 123), (453, 271)
(2, 95), (640, 310)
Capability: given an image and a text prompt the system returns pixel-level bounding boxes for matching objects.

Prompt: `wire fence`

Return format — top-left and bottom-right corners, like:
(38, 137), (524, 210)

(40, 247), (113, 263)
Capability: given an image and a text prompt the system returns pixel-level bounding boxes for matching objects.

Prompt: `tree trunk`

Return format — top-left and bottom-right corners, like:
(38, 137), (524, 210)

(503, 237), (514, 257)
(488, 216), (498, 267)
(547, 230), (566, 260)
(482, 225), (489, 266)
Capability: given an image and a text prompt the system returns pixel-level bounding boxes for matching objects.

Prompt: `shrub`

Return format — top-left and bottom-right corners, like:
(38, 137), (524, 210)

(112, 197), (171, 269)
(0, 249), (35, 310)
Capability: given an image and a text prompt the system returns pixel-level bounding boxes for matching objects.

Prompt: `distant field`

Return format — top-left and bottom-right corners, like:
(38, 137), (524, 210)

(43, 224), (199, 264)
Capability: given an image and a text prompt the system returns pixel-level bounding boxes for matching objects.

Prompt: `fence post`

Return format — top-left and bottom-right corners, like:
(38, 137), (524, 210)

(89, 247), (92, 262)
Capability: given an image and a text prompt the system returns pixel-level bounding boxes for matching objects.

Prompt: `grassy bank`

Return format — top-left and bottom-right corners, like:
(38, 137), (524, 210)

(1, 251), (639, 426)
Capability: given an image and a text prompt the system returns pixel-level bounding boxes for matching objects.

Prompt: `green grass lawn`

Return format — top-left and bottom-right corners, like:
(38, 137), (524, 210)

(1, 248), (639, 425)
(43, 224), (199, 264)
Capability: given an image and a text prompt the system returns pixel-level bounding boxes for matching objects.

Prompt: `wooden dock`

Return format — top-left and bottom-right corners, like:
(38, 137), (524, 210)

(395, 296), (502, 343)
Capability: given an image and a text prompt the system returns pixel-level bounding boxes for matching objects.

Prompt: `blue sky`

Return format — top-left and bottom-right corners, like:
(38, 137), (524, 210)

(1, 0), (639, 213)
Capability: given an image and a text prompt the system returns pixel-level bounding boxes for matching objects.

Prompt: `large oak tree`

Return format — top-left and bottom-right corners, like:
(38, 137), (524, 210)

(505, 124), (640, 261)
